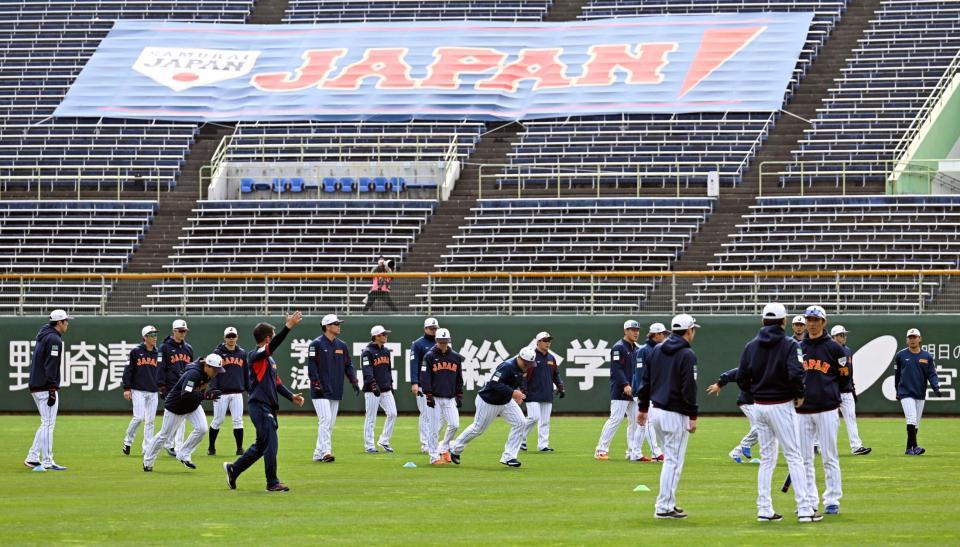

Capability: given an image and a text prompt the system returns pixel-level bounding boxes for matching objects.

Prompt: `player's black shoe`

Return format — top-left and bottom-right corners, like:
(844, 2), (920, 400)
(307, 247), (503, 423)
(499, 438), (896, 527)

(655, 509), (687, 519)
(852, 446), (871, 455)
(223, 462), (237, 490)
(501, 458), (522, 468)
(539, 447), (555, 452)
(449, 452), (461, 465)
(757, 513), (783, 522)
(266, 482), (290, 492)
(235, 448), (244, 456)
(179, 459), (196, 469)
(23, 460), (41, 469)
(143, 465), (153, 472)
(165, 447), (176, 458)
(207, 448), (216, 456)
(122, 444), (130, 456)
(519, 443), (527, 452)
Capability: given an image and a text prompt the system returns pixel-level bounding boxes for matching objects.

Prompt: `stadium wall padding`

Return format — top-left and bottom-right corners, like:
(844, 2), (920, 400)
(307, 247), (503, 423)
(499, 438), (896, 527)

(2, 316), (957, 414)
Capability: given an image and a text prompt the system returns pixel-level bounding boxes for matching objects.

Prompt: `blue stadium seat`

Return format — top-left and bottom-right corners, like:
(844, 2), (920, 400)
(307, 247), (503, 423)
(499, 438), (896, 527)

(323, 177), (338, 193)
(373, 177), (389, 192)
(240, 178), (255, 193)
(358, 177), (373, 193)
(272, 178), (287, 193)
(339, 177), (355, 193)
(288, 177), (305, 193)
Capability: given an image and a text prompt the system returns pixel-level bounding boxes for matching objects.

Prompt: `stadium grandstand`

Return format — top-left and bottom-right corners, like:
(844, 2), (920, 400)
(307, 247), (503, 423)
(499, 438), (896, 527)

(0, 0), (958, 317)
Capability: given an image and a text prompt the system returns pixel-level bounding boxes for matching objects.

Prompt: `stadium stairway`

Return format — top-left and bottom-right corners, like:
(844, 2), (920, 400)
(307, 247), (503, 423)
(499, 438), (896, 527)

(544, 0), (587, 21)
(659, 0), (886, 277)
(249, 0), (290, 24)
(105, 124), (235, 312)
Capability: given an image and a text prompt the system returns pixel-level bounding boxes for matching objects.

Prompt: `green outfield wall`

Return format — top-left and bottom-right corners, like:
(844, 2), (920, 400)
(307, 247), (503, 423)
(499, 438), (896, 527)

(2, 316), (957, 414)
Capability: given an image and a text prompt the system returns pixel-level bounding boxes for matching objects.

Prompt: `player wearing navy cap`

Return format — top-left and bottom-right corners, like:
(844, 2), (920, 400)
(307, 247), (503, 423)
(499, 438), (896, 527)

(895, 328), (942, 455)
(637, 314), (700, 519)
(830, 325), (871, 456)
(797, 305), (849, 516)
(223, 312), (305, 492)
(595, 320), (642, 461)
(307, 314), (360, 462)
(409, 318), (440, 453)
(143, 354), (225, 471)
(362, 325), (398, 453)
(420, 328), (464, 465)
(208, 326), (248, 456)
(157, 319), (194, 458)
(736, 303), (819, 523)
(631, 322), (666, 462)
(521, 331), (564, 453)
(449, 347), (535, 467)
(24, 309), (72, 471)
(122, 325), (160, 456)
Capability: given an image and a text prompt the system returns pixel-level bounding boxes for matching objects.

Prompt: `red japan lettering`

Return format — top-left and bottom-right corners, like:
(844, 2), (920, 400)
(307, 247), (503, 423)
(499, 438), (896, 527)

(420, 47), (507, 89)
(476, 48), (572, 92)
(575, 43), (676, 86)
(251, 49), (346, 92)
(323, 48), (416, 89)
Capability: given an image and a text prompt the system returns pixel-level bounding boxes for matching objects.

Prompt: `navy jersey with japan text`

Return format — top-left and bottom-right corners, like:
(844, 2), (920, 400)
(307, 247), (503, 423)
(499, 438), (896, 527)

(420, 346), (464, 399)
(361, 342), (394, 392)
(211, 343), (248, 394)
(798, 333), (850, 414)
(158, 335), (194, 390)
(122, 343), (159, 392)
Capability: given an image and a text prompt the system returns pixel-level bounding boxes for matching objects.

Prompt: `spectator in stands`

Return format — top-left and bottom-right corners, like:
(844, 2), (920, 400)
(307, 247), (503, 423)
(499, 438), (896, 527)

(363, 256), (399, 313)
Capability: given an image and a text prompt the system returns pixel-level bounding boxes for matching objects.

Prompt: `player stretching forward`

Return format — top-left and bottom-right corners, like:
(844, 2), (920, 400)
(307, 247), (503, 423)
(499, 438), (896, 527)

(595, 320), (642, 461)
(797, 305), (849, 516)
(420, 328), (463, 465)
(631, 323), (666, 462)
(736, 303), (819, 523)
(224, 312), (306, 492)
(521, 331), (565, 453)
(122, 325), (160, 456)
(143, 354), (224, 471)
(449, 347), (536, 467)
(830, 325), (871, 456)
(637, 314), (700, 519)
(706, 367), (757, 463)
(409, 318), (440, 453)
(208, 326), (248, 456)
(361, 325), (398, 453)
(894, 328), (942, 455)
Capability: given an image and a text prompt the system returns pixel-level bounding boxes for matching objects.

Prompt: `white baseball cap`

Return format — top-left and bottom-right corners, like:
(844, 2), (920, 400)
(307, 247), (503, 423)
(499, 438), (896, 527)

(142, 325), (158, 337)
(423, 317), (439, 329)
(535, 331), (552, 341)
(623, 320), (641, 330)
(907, 328), (921, 337)
(49, 309), (73, 321)
(322, 314), (342, 326)
(435, 328), (451, 341)
(370, 325), (391, 336)
(830, 325), (848, 336)
(671, 314), (700, 330)
(223, 326), (238, 337)
(518, 346), (537, 362)
(762, 303), (787, 320)
(172, 319), (188, 330)
(649, 323), (667, 334)
(202, 353), (224, 372)
(804, 305), (827, 319)
(792, 315), (806, 325)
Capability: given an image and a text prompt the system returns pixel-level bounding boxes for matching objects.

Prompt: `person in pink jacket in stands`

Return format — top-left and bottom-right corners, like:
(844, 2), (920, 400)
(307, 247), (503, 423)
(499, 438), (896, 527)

(363, 256), (399, 313)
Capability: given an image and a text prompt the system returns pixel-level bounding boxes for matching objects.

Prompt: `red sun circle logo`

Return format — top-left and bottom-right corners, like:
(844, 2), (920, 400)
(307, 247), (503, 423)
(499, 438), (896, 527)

(172, 72), (200, 82)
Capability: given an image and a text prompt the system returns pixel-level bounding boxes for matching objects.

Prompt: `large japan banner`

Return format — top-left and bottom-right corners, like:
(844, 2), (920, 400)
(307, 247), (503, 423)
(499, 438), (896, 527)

(54, 13), (814, 122)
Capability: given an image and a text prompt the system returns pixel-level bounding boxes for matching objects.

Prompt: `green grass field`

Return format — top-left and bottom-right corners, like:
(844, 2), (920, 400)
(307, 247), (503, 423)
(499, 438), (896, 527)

(3, 414), (958, 545)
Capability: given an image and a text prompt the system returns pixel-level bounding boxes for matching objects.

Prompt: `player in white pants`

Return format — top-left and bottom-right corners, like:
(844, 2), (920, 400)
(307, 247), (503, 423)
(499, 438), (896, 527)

(830, 325), (871, 455)
(361, 326), (398, 452)
(25, 309), (72, 471)
(636, 314), (700, 519)
(630, 323), (667, 461)
(308, 314), (360, 462)
(409, 318), (440, 453)
(313, 399), (340, 459)
(522, 331), (565, 452)
(143, 354), (224, 471)
(122, 325), (161, 455)
(420, 328), (464, 464)
(449, 348), (535, 467)
(364, 391), (398, 451)
(596, 320), (643, 460)
(895, 328), (942, 455)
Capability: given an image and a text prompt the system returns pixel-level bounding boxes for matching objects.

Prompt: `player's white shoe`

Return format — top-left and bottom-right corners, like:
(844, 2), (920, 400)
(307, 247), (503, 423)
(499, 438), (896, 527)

(728, 446), (744, 463)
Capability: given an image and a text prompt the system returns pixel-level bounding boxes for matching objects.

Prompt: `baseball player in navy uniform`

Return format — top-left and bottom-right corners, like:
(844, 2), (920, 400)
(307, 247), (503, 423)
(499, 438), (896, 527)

(122, 325), (160, 456)
(409, 318), (439, 453)
(595, 320), (641, 461)
(420, 328), (464, 465)
(449, 347), (535, 467)
(637, 314), (700, 519)
(24, 309), (72, 471)
(736, 303), (819, 523)
(830, 325), (871, 456)
(157, 319), (194, 457)
(308, 314), (360, 462)
(521, 331), (564, 452)
(631, 322), (666, 462)
(143, 354), (224, 471)
(791, 316), (806, 342)
(224, 312), (306, 492)
(208, 326), (248, 456)
(797, 305), (849, 516)
(894, 328), (942, 455)
(361, 325), (398, 453)
(706, 367), (757, 463)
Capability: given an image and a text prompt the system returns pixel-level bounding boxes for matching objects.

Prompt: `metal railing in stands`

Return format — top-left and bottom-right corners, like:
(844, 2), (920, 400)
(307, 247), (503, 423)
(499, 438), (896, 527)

(758, 158), (959, 196)
(1, 270), (958, 316)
